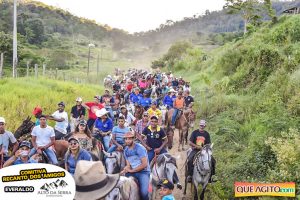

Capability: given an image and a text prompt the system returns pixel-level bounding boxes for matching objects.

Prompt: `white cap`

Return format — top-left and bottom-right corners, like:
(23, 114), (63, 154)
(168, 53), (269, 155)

(199, 120), (206, 126)
(76, 97), (83, 102)
(0, 117), (5, 123)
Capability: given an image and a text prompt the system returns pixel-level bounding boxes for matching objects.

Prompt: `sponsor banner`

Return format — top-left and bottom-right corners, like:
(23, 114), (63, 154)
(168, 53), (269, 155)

(235, 182), (295, 197)
(0, 163), (75, 200)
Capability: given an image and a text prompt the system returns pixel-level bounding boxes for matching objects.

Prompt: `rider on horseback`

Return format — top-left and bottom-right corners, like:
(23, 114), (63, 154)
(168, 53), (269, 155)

(140, 115), (168, 163)
(187, 120), (216, 182)
(171, 92), (185, 129)
(121, 131), (150, 200)
(3, 141), (38, 167)
(107, 116), (130, 153)
(94, 108), (113, 151)
(48, 101), (69, 140)
(29, 115), (58, 165)
(0, 117), (19, 163)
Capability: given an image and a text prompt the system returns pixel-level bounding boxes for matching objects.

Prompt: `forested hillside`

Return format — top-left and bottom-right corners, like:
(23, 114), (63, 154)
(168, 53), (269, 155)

(1, 0), (300, 78)
(154, 15), (300, 199)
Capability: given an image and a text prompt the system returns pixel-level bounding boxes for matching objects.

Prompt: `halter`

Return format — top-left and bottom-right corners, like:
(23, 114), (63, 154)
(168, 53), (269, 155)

(194, 145), (212, 176)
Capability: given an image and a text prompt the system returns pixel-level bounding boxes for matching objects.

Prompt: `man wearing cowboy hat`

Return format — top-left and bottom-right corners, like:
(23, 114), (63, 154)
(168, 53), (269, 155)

(74, 160), (119, 200)
(121, 131), (150, 200)
(70, 97), (86, 132)
(94, 108), (113, 151)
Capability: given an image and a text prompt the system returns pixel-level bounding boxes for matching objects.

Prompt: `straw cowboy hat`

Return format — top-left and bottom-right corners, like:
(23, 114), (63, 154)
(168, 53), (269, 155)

(74, 160), (119, 200)
(96, 108), (109, 118)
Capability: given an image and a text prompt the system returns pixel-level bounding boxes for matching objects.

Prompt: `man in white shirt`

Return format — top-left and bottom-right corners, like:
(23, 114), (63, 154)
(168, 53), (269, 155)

(48, 102), (69, 140)
(0, 117), (19, 162)
(29, 115), (58, 165)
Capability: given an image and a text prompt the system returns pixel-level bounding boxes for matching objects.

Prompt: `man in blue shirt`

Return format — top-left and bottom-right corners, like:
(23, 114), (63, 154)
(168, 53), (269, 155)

(163, 89), (176, 110)
(94, 109), (113, 151)
(129, 88), (142, 104)
(121, 131), (150, 200)
(138, 92), (152, 110)
(107, 116), (130, 153)
(141, 115), (168, 163)
(3, 141), (38, 167)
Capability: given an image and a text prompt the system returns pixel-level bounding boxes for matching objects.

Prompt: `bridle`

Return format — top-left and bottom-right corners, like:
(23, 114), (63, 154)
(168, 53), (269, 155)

(194, 145), (212, 175)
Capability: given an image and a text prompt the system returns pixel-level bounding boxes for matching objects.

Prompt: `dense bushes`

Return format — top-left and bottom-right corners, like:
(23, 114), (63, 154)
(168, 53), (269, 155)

(157, 15), (300, 198)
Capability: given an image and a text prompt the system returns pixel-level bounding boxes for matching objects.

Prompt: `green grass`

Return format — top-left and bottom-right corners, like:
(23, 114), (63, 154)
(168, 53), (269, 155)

(0, 77), (103, 131)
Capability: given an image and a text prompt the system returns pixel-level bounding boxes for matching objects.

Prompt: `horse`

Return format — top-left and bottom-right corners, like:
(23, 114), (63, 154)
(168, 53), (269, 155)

(14, 117), (101, 164)
(149, 153), (179, 200)
(184, 144), (213, 200)
(165, 108), (196, 151)
(103, 150), (126, 174)
(105, 176), (140, 200)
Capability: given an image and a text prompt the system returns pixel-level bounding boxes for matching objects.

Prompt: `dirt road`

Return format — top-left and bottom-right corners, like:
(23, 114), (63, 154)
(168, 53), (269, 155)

(154, 129), (192, 200)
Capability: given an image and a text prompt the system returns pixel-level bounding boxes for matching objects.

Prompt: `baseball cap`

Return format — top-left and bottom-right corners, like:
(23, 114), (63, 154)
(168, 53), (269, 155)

(79, 120), (87, 125)
(68, 137), (79, 143)
(0, 117), (5, 123)
(19, 141), (31, 148)
(158, 179), (174, 190)
(58, 101), (65, 107)
(76, 97), (83, 102)
(199, 120), (206, 126)
(150, 115), (159, 120)
(32, 106), (42, 115)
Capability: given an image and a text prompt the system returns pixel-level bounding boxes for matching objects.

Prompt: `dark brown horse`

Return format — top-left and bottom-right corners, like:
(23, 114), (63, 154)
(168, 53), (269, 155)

(165, 108), (196, 151)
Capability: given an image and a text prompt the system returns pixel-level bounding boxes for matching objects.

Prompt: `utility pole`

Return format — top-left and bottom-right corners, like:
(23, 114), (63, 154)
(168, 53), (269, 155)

(12, 0), (18, 78)
(87, 43), (95, 77)
(97, 52), (99, 77)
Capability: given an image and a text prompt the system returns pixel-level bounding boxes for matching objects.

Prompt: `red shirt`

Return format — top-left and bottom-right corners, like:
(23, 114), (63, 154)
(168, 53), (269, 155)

(85, 102), (104, 120)
(126, 83), (134, 92)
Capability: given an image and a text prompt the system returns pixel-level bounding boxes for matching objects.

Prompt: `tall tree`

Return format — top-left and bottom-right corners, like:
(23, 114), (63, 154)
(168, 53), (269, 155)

(264, 0), (277, 23)
(224, 0), (261, 34)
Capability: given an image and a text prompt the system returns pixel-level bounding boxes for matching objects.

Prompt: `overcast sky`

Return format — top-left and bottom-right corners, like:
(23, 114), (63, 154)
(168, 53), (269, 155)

(38, 0), (226, 33)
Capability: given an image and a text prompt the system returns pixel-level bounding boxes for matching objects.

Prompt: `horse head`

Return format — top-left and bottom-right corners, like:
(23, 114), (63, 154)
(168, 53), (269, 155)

(14, 116), (35, 139)
(104, 151), (121, 174)
(196, 144), (213, 174)
(155, 154), (177, 184)
(184, 109), (196, 128)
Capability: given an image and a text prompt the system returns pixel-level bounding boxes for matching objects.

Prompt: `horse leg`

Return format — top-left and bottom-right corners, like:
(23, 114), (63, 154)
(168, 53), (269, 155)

(200, 183), (208, 200)
(178, 129), (182, 152)
(193, 183), (198, 200)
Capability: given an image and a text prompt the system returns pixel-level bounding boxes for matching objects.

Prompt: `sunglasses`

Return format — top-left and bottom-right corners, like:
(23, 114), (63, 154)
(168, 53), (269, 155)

(69, 142), (78, 145)
(79, 124), (86, 126)
(143, 115), (149, 117)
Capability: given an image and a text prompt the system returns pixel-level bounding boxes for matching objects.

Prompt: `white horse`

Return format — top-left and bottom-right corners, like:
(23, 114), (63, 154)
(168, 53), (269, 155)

(184, 144), (213, 200)
(103, 151), (125, 174)
(105, 176), (140, 200)
(150, 153), (180, 200)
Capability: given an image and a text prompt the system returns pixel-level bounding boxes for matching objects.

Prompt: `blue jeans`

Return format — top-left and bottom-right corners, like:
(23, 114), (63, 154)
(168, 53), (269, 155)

(105, 106), (114, 122)
(171, 108), (179, 125)
(93, 133), (111, 151)
(29, 148), (58, 165)
(147, 148), (167, 164)
(107, 141), (124, 153)
(126, 171), (150, 200)
(87, 118), (95, 130)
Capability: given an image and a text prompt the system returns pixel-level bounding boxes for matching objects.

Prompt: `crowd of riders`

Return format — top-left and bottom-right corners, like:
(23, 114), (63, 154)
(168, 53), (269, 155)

(0, 68), (215, 200)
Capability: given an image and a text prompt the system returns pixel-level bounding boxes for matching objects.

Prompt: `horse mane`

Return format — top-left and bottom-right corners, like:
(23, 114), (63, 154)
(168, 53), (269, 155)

(156, 154), (177, 168)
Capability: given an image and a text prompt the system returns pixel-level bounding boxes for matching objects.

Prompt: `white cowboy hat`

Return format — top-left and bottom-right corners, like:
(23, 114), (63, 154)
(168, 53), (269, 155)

(169, 88), (176, 93)
(74, 160), (119, 200)
(96, 108), (109, 117)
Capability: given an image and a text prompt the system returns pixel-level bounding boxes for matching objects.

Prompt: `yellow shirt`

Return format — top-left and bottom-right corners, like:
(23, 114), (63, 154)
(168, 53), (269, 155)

(147, 108), (162, 118)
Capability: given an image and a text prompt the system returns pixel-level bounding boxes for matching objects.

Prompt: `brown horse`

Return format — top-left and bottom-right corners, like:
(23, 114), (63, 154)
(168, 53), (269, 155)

(14, 117), (69, 163)
(165, 108), (196, 151)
